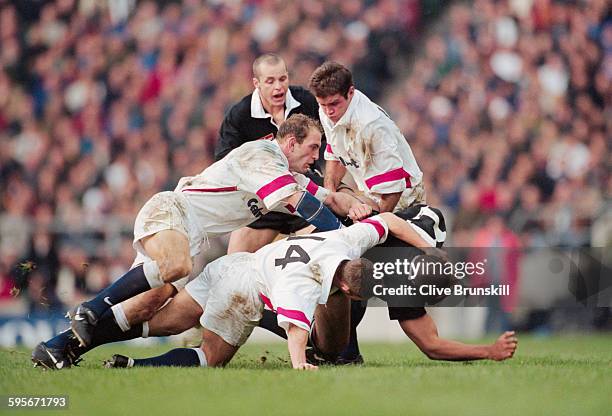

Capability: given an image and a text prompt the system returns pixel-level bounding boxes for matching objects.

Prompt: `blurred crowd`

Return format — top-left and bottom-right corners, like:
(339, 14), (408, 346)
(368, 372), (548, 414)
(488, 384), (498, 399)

(0, 0), (610, 327)
(387, 0), (610, 251)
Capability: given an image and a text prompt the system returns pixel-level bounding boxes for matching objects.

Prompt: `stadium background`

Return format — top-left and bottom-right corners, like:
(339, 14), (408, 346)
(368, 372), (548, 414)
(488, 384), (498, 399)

(0, 0), (610, 347)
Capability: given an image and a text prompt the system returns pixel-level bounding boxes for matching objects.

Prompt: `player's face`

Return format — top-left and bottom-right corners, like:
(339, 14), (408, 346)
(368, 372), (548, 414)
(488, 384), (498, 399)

(315, 87), (354, 124)
(253, 61), (289, 109)
(287, 128), (321, 173)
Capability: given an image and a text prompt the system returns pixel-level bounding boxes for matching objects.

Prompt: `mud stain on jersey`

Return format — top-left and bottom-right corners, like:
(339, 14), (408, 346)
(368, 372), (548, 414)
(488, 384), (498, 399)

(361, 135), (374, 168)
(234, 143), (285, 172)
(309, 262), (323, 284)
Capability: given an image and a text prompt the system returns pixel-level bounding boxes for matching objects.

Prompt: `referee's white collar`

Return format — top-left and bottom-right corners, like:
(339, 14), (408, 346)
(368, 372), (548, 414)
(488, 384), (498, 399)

(251, 88), (301, 121)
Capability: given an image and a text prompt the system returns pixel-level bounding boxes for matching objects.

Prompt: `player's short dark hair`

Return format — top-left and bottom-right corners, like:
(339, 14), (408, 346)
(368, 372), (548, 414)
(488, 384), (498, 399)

(309, 61), (353, 99)
(253, 53), (286, 78)
(277, 114), (322, 144)
(339, 258), (376, 299)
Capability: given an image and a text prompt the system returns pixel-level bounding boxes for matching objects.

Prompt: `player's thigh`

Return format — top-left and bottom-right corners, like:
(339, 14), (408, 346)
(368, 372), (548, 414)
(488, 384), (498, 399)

(141, 229), (192, 278)
(201, 329), (240, 367)
(148, 289), (203, 336)
(312, 291), (351, 354)
(121, 283), (177, 325)
(227, 227), (279, 253)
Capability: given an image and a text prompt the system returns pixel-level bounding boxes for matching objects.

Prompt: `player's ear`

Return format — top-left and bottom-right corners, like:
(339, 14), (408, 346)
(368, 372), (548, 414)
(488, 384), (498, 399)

(347, 86), (355, 99)
(253, 77), (260, 90)
(338, 281), (351, 295)
(287, 135), (297, 151)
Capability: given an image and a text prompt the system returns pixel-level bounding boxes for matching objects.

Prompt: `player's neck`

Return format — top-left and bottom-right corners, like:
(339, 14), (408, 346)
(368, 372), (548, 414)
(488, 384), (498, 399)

(261, 98), (286, 124)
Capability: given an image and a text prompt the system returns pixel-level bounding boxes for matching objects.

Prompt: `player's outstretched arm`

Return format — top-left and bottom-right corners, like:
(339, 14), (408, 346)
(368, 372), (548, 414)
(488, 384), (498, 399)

(324, 191), (372, 220)
(377, 212), (446, 260)
(399, 314), (518, 361)
(287, 324), (318, 370)
(324, 160), (346, 191)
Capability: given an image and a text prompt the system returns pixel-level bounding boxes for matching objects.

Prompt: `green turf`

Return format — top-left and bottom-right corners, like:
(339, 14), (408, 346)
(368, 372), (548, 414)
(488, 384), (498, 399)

(1, 335), (611, 416)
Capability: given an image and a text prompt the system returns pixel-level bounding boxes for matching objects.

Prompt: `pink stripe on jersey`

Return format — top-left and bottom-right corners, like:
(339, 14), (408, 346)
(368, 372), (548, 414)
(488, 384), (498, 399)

(256, 174), (297, 200)
(364, 167), (412, 189)
(306, 180), (319, 196)
(182, 186), (238, 193)
(325, 144), (334, 154)
(361, 218), (385, 240)
(259, 294), (311, 327)
(260, 293), (274, 310)
(277, 307), (311, 327)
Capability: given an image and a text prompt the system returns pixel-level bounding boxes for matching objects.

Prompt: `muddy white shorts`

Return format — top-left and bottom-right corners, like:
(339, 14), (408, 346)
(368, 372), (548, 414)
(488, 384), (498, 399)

(184, 253), (263, 347)
(132, 191), (206, 278)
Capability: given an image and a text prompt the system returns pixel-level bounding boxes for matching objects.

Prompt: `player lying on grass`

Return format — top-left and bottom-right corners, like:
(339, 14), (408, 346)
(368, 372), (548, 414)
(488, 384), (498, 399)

(253, 199), (519, 365)
(52, 114), (372, 352)
(101, 212), (434, 370)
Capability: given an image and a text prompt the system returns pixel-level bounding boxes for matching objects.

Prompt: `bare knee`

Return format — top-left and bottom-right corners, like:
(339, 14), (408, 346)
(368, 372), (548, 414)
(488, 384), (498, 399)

(158, 256), (192, 283)
(201, 330), (238, 367)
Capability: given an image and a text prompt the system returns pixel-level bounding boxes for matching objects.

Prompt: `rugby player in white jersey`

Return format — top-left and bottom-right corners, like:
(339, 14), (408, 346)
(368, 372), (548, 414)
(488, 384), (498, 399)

(309, 61), (425, 213)
(309, 61), (428, 362)
(101, 212), (516, 370)
(32, 114), (372, 369)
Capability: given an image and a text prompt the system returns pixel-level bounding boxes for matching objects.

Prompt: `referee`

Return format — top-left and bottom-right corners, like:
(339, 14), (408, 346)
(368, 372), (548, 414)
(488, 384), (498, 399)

(215, 53), (325, 254)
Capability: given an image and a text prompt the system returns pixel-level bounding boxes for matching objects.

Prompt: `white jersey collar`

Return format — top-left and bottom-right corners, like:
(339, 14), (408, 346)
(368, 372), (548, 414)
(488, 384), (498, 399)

(251, 88), (302, 122)
(327, 89), (380, 130)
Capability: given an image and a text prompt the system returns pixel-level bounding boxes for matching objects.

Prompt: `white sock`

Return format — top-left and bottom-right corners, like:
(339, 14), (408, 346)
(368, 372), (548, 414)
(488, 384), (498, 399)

(143, 260), (164, 288)
(192, 348), (207, 367)
(111, 304), (130, 332)
(142, 321), (149, 338)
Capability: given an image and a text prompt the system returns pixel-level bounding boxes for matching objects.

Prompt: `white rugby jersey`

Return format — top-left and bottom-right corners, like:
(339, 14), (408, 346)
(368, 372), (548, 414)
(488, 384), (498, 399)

(253, 215), (389, 332)
(320, 89), (423, 209)
(174, 140), (328, 238)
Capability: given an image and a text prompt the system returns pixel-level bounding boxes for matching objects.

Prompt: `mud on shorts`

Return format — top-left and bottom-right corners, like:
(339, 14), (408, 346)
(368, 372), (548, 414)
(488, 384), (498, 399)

(132, 191), (206, 290)
(184, 253), (264, 347)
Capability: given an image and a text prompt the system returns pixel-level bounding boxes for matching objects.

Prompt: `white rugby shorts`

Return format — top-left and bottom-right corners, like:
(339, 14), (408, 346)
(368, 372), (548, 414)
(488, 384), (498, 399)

(184, 253), (263, 347)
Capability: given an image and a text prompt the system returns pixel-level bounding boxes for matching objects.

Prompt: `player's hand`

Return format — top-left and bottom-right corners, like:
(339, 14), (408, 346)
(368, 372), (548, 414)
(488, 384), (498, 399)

(348, 203), (372, 221)
(488, 331), (518, 361)
(294, 363), (319, 371)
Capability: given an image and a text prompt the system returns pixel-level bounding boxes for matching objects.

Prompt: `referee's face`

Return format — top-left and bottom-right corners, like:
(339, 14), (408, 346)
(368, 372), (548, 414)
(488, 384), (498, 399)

(253, 61), (289, 110)
(287, 128), (321, 173)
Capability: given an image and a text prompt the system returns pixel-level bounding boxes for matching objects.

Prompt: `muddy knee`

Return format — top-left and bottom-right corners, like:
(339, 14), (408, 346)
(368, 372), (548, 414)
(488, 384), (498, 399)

(158, 256), (192, 283)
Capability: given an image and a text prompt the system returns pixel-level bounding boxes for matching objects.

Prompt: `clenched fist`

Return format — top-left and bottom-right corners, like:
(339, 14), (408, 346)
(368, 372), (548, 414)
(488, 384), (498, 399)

(488, 331), (518, 361)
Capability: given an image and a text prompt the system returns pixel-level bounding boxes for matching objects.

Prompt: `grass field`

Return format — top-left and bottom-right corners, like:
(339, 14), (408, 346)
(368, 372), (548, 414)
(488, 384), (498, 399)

(1, 335), (611, 416)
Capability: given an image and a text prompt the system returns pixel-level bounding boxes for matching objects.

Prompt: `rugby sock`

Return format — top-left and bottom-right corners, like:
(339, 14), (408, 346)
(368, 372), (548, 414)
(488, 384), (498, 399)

(111, 304), (131, 332)
(133, 348), (205, 367)
(339, 300), (368, 360)
(258, 309), (287, 340)
(83, 261), (162, 318)
(69, 309), (144, 356)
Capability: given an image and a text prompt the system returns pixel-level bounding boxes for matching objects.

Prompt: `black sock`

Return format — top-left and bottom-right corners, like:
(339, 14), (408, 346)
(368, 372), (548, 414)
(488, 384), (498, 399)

(70, 309), (144, 357)
(133, 348), (202, 367)
(258, 309), (287, 340)
(83, 264), (152, 317)
(340, 300), (367, 359)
